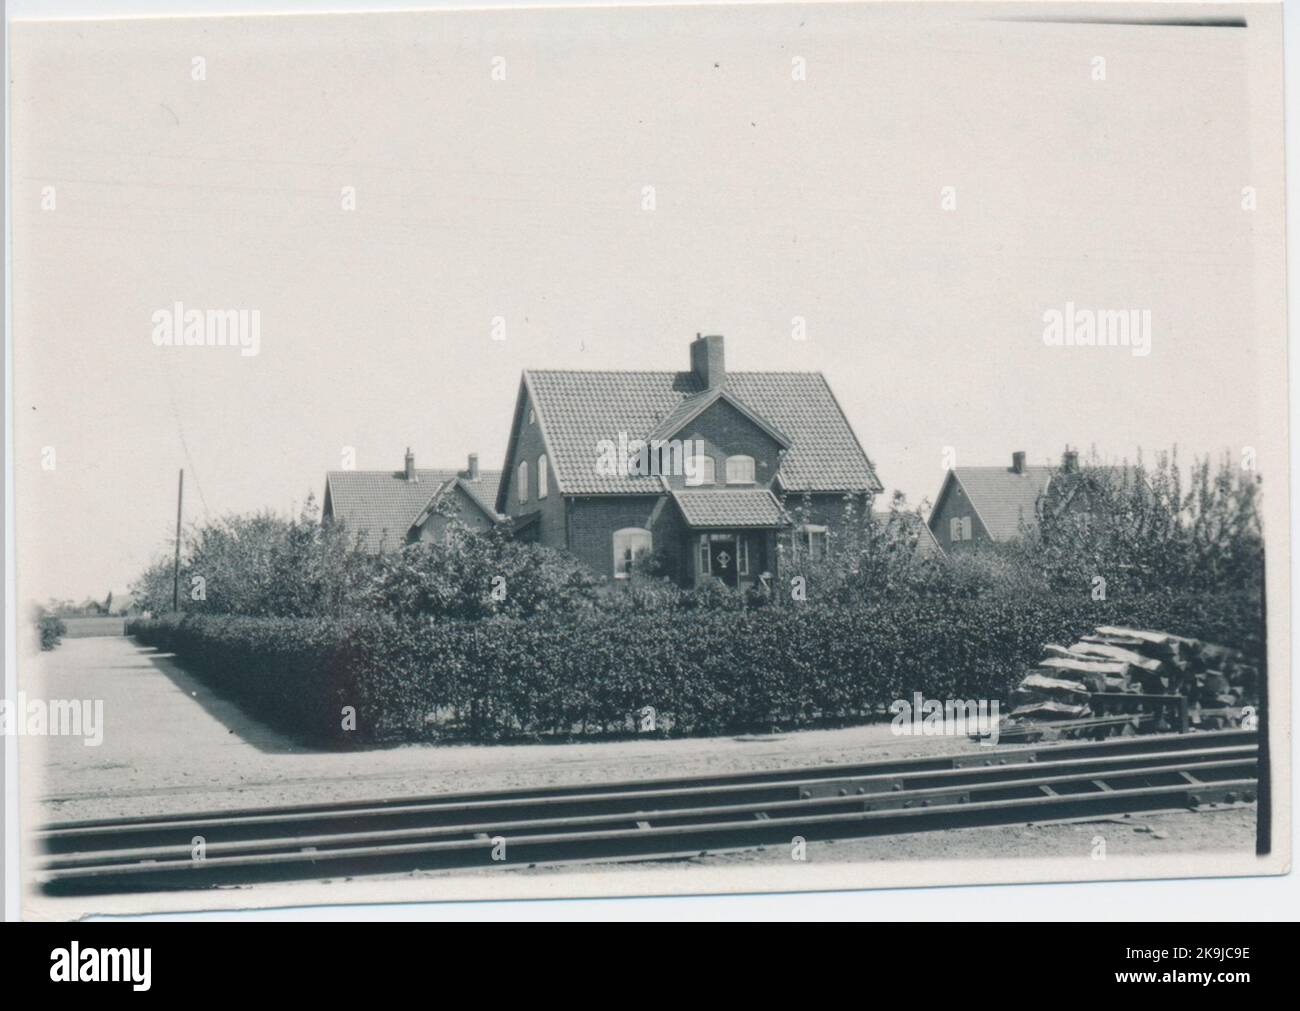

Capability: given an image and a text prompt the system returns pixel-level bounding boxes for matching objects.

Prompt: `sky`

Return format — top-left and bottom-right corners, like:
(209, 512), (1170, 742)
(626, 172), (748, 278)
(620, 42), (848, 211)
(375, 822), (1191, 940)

(9, 2), (1287, 602)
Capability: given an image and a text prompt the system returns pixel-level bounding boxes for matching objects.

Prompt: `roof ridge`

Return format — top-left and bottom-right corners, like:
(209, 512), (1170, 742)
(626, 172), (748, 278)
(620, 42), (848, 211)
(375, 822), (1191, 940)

(953, 464), (1054, 472)
(326, 467), (502, 476)
(522, 367), (825, 377)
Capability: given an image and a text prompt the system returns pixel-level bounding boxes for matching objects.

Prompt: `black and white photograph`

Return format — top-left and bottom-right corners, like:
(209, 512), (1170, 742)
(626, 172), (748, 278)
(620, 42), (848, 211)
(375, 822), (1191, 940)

(2, 0), (1293, 932)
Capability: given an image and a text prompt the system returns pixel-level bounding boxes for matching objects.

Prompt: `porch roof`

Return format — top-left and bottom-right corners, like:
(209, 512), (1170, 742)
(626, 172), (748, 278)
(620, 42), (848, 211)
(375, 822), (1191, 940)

(671, 489), (788, 529)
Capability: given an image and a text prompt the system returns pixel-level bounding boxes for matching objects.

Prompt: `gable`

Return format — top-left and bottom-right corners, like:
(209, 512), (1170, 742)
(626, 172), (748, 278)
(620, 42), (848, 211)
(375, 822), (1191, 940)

(929, 466), (1053, 542)
(664, 397), (786, 488)
(498, 382), (555, 512)
(649, 386), (792, 449)
(412, 478), (502, 530)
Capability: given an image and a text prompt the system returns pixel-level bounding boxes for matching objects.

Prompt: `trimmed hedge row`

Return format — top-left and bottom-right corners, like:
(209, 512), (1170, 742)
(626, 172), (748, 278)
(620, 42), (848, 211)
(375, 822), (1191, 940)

(128, 588), (1264, 747)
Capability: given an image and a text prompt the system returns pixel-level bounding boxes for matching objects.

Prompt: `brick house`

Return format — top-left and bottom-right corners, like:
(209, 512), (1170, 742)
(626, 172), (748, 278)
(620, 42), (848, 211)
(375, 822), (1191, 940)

(928, 449), (1131, 551)
(322, 450), (503, 552)
(494, 334), (883, 588)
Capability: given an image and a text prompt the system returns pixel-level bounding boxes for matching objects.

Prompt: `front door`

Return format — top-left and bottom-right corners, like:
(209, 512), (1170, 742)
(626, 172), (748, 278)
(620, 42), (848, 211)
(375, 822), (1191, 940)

(709, 537), (739, 587)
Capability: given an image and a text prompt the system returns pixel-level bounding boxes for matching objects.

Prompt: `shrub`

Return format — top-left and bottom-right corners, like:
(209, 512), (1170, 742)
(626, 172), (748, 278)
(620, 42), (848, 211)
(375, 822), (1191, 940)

(363, 531), (600, 620)
(38, 614), (67, 651)
(128, 587), (1263, 747)
(130, 503), (378, 619)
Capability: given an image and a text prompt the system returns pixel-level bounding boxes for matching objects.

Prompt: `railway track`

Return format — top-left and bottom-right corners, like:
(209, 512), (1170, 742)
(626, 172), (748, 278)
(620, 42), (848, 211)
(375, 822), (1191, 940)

(37, 729), (1258, 893)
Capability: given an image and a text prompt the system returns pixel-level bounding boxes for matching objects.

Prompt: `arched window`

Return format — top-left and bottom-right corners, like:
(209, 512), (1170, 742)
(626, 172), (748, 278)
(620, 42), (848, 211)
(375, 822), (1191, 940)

(686, 454), (716, 487)
(613, 527), (652, 579)
(537, 454), (548, 498)
(517, 460), (528, 503)
(725, 454), (756, 484)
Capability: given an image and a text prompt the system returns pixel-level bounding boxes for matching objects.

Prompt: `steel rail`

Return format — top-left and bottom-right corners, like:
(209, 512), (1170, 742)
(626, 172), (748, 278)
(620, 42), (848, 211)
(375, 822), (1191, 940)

(42, 753), (1256, 869)
(41, 776), (1258, 888)
(40, 743), (1258, 853)
(37, 744), (1256, 860)
(40, 728), (1258, 843)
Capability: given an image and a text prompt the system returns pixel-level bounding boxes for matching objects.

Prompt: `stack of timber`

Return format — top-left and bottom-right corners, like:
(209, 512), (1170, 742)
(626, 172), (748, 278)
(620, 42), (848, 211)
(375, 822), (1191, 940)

(1007, 626), (1259, 734)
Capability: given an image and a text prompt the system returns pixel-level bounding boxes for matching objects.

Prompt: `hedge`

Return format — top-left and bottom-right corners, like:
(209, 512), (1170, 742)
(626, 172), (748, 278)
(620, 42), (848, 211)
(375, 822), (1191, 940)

(127, 588), (1264, 747)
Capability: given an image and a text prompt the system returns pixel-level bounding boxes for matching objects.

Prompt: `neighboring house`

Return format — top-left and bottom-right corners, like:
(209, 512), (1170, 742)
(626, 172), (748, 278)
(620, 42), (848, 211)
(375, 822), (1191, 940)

(928, 449), (1133, 551)
(495, 334), (883, 588)
(322, 450), (503, 552)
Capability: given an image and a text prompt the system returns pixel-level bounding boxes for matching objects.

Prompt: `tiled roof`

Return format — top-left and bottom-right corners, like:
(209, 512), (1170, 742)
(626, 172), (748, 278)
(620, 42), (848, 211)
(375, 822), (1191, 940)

(672, 489), (788, 528)
(941, 464), (1141, 542)
(519, 370), (880, 498)
(945, 466), (1054, 541)
(324, 469), (502, 552)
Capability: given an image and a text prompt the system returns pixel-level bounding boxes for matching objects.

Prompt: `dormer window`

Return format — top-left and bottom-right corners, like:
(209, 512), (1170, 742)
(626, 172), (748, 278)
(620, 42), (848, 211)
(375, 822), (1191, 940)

(686, 454), (716, 487)
(725, 455), (756, 484)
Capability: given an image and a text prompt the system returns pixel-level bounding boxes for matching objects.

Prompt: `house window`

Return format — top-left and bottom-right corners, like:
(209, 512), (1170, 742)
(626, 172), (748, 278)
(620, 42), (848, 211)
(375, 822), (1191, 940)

(725, 455), (756, 484)
(737, 536), (750, 576)
(698, 534), (711, 576)
(537, 455), (548, 499)
(949, 516), (973, 542)
(800, 524), (829, 560)
(686, 454), (716, 487)
(517, 461), (528, 503)
(613, 528), (652, 580)
(528, 408), (536, 425)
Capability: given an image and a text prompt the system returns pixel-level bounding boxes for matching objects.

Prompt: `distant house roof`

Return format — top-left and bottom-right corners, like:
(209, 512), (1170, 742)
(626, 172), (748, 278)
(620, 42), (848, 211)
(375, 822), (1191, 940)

(672, 489), (787, 529)
(940, 465), (1056, 540)
(930, 455), (1140, 542)
(323, 462), (502, 552)
(499, 368), (881, 505)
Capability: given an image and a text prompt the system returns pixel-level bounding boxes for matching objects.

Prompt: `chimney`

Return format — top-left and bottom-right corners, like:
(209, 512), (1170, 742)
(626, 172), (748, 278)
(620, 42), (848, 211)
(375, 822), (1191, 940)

(1011, 451), (1026, 474)
(1062, 447), (1079, 473)
(690, 333), (726, 389)
(404, 447), (416, 482)
(467, 452), (480, 481)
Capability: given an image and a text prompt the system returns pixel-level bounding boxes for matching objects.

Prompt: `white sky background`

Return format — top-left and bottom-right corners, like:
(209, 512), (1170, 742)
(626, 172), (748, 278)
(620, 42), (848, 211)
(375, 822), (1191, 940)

(9, 2), (1287, 602)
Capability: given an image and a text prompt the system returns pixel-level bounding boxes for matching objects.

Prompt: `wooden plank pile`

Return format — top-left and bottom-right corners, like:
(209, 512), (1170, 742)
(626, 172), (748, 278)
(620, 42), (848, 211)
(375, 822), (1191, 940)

(1009, 626), (1259, 728)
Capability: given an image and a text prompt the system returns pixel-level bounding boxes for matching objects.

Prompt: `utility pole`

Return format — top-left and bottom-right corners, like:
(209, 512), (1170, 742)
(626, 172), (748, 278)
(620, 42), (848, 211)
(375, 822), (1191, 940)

(172, 469), (184, 612)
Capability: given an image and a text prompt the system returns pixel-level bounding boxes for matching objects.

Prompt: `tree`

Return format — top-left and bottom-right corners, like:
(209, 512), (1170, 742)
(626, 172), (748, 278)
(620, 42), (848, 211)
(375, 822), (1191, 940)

(1029, 449), (1263, 597)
